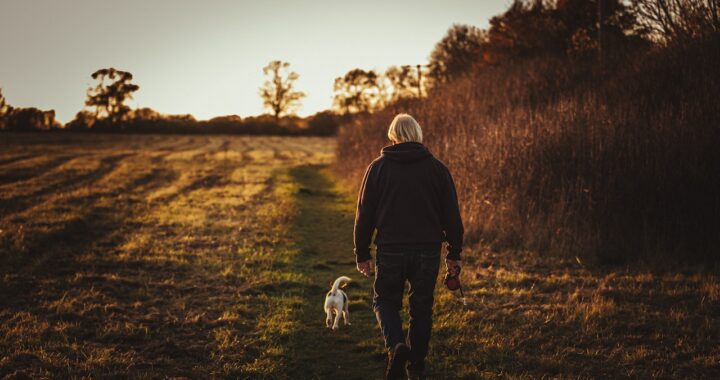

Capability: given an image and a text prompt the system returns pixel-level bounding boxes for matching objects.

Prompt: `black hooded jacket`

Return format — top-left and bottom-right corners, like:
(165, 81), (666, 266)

(353, 142), (464, 263)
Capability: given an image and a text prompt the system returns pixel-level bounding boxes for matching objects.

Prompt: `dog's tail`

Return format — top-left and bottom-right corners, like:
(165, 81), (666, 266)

(331, 276), (351, 292)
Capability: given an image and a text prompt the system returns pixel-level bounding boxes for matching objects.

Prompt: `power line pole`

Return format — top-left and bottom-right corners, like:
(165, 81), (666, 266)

(416, 64), (423, 98)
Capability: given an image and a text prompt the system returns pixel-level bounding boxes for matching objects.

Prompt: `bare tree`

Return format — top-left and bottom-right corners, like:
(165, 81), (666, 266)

(259, 61), (306, 120)
(631, 0), (720, 43)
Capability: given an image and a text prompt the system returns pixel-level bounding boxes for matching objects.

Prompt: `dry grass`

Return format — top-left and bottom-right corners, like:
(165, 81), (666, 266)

(334, 37), (720, 263)
(0, 133), (335, 378)
(430, 249), (720, 378)
(1, 134), (718, 378)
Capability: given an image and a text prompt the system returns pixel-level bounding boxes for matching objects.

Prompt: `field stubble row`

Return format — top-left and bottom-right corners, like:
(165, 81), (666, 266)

(0, 134), (718, 378)
(0, 134), (335, 377)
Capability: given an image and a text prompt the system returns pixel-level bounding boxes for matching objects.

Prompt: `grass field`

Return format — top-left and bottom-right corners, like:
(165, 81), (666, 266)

(1, 134), (718, 379)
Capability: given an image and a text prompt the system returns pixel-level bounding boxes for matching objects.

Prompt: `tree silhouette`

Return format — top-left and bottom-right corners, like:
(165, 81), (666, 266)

(332, 69), (381, 115)
(485, 0), (638, 62)
(3, 108), (58, 131)
(259, 61), (305, 120)
(0, 88), (9, 129)
(486, 1), (561, 62)
(0, 89), (7, 113)
(631, 0), (720, 43)
(0, 88), (59, 131)
(428, 24), (487, 84)
(66, 110), (95, 130)
(385, 65), (425, 100)
(85, 68), (139, 126)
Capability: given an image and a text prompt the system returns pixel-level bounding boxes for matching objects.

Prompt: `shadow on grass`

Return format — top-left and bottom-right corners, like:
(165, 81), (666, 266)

(0, 158), (226, 378)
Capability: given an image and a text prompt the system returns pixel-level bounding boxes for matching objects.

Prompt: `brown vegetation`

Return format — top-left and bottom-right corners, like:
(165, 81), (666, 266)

(334, 1), (720, 263)
(0, 135), (717, 378)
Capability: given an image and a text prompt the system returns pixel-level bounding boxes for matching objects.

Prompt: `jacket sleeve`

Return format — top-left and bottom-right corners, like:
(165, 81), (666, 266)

(353, 162), (378, 263)
(440, 166), (464, 260)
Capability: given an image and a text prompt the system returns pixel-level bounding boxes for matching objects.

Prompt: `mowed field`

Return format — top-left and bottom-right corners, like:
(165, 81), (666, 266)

(0, 133), (369, 378)
(1, 133), (719, 379)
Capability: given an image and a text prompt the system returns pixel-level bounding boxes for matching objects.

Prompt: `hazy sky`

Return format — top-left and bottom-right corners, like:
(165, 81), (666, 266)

(0, 0), (509, 123)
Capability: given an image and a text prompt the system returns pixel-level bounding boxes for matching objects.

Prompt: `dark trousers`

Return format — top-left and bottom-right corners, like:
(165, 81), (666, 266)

(372, 249), (441, 370)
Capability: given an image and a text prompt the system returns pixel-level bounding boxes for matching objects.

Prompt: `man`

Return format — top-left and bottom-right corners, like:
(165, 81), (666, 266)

(354, 113), (464, 380)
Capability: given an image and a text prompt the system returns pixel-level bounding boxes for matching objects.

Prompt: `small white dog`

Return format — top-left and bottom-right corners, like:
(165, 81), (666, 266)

(324, 276), (351, 330)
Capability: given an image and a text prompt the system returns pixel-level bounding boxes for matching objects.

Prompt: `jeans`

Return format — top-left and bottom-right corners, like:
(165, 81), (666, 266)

(372, 249), (441, 370)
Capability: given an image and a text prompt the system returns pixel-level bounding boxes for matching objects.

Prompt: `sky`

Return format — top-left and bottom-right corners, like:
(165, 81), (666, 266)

(0, 0), (510, 123)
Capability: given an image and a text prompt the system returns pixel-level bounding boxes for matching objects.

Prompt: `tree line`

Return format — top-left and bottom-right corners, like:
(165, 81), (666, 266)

(0, 54), (428, 134)
(0, 63), (339, 135)
(3, 0), (717, 136)
(330, 0), (720, 114)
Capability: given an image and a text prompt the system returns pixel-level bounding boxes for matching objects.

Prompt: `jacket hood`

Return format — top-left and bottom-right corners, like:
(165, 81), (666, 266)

(381, 142), (433, 162)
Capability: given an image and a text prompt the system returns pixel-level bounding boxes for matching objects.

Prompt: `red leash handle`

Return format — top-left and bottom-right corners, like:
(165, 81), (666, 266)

(444, 263), (461, 290)
(444, 269), (467, 305)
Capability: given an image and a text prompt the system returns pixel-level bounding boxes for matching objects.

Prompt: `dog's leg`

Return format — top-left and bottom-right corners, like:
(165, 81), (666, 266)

(332, 308), (342, 330)
(325, 308), (333, 328)
(343, 302), (351, 326)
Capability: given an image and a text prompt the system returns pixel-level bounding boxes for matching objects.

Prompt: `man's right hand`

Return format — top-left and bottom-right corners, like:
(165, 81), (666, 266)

(356, 259), (375, 277)
(445, 259), (461, 277)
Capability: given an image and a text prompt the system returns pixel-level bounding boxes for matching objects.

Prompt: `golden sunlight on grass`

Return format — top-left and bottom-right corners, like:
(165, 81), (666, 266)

(0, 134), (335, 377)
(1, 134), (718, 378)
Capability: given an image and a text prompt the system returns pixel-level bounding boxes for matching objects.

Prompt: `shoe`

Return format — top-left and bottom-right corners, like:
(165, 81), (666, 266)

(386, 343), (410, 380)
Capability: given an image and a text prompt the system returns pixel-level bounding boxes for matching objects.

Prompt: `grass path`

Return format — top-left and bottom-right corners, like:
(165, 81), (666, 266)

(262, 164), (720, 380)
(268, 164), (387, 379)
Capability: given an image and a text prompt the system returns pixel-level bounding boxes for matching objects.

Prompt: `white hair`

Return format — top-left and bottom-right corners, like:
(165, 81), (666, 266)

(387, 113), (423, 144)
